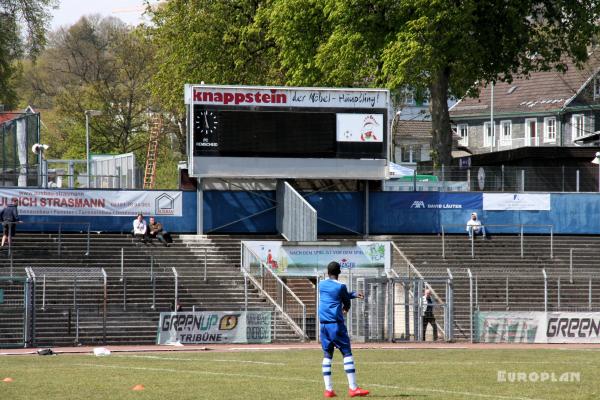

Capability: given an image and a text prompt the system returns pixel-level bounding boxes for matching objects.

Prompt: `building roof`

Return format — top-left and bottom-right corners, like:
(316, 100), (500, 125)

(395, 120), (432, 140)
(450, 52), (600, 117)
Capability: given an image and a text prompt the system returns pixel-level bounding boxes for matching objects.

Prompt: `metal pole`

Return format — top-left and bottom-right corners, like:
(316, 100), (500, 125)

(73, 277), (77, 310)
(204, 248), (208, 282)
(364, 180), (370, 237)
(75, 308), (79, 344)
(589, 276), (592, 311)
(561, 165), (565, 192)
(85, 113), (90, 186)
(58, 223), (62, 257)
(467, 268), (473, 343)
(550, 226), (553, 259)
(570, 248), (574, 284)
(85, 224), (90, 256)
(151, 274), (156, 310)
(475, 275), (479, 309)
(501, 165), (505, 192)
(471, 231), (474, 259)
(543, 269), (547, 313)
(120, 248), (124, 281)
(150, 255), (154, 281)
(9, 253), (13, 277)
(102, 268), (107, 344)
(576, 169), (580, 192)
(520, 225), (524, 258)
(505, 277), (509, 309)
(172, 267), (179, 307)
(557, 276), (561, 310)
(42, 274), (46, 311)
(123, 276), (127, 311)
(243, 274), (248, 312)
(442, 226), (445, 259)
(521, 169), (525, 192)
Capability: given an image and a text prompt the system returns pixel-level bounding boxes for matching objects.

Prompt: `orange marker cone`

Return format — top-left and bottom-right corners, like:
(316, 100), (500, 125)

(132, 384), (145, 391)
(3, 377), (14, 383)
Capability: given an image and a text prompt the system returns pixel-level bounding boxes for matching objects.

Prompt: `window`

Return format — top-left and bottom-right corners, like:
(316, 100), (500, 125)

(400, 145), (422, 163)
(457, 124), (468, 146)
(594, 76), (600, 100)
(525, 119), (538, 146)
(500, 120), (512, 146)
(572, 114), (585, 139)
(483, 122), (493, 147)
(544, 117), (556, 142)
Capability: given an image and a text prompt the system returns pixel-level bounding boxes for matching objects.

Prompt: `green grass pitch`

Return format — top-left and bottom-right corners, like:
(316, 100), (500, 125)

(0, 348), (598, 399)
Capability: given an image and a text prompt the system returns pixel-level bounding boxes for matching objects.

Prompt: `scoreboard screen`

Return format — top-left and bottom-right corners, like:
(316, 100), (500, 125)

(193, 107), (386, 159)
(185, 85), (390, 179)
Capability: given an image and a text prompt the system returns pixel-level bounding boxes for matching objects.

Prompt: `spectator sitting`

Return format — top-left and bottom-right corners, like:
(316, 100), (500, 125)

(466, 212), (488, 239)
(148, 216), (169, 247)
(132, 213), (148, 244)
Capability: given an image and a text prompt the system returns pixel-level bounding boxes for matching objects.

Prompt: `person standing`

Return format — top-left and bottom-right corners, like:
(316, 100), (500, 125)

(132, 213), (148, 244)
(319, 261), (369, 398)
(1, 198), (19, 248)
(422, 289), (438, 341)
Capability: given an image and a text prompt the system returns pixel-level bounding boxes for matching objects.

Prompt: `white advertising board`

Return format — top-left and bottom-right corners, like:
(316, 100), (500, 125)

(336, 114), (384, 142)
(0, 189), (182, 217)
(483, 193), (551, 211)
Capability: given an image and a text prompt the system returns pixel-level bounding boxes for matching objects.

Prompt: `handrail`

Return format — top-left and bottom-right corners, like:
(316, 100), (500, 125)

(441, 223), (553, 259)
(171, 267), (179, 307)
(241, 243), (307, 339)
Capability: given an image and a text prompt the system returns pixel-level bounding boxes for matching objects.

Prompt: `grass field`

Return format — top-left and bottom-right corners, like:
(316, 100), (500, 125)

(0, 347), (598, 399)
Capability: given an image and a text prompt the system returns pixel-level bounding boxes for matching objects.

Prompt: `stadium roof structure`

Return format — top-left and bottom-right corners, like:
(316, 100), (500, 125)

(449, 51), (600, 117)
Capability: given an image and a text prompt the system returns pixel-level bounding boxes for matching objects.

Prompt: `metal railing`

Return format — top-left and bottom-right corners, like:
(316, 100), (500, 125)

(441, 223), (553, 259)
(3, 221), (91, 257)
(276, 180), (317, 241)
(241, 243), (307, 340)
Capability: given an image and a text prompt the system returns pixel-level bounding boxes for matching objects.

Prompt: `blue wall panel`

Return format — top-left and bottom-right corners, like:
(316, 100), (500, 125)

(305, 192), (364, 235)
(203, 191), (277, 234)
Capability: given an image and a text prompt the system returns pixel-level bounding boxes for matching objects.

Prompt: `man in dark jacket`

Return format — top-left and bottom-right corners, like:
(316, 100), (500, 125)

(422, 289), (438, 341)
(1, 198), (19, 248)
(148, 217), (169, 247)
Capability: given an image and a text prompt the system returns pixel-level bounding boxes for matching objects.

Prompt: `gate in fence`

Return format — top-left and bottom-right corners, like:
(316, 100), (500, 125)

(318, 275), (454, 342)
(0, 276), (32, 348)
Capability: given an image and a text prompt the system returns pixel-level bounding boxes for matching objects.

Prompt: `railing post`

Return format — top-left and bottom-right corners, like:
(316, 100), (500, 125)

(85, 224), (90, 256)
(151, 274), (156, 310)
(244, 274), (248, 312)
(172, 267), (179, 307)
(589, 276), (592, 311)
(475, 275), (479, 309)
(58, 223), (62, 257)
(102, 268), (107, 344)
(120, 248), (124, 281)
(520, 169), (525, 192)
(204, 248), (208, 282)
(569, 248), (574, 284)
(550, 226), (553, 259)
(520, 225), (524, 258)
(501, 164), (505, 192)
(42, 274), (46, 311)
(467, 268), (473, 343)
(442, 226), (445, 259)
(302, 304), (306, 337)
(122, 276), (127, 311)
(150, 256), (154, 281)
(470, 231), (474, 259)
(542, 269), (548, 313)
(576, 169), (580, 192)
(557, 276), (561, 310)
(505, 276), (509, 310)
(73, 277), (78, 310)
(75, 307), (79, 345)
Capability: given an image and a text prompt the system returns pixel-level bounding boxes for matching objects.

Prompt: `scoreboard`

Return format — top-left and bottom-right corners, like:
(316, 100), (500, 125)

(185, 85), (390, 179)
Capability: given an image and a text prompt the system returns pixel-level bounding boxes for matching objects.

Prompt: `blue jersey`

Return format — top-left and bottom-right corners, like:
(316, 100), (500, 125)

(318, 278), (357, 323)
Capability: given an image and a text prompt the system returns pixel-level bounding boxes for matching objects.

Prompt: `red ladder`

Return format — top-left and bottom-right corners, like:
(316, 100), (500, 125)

(143, 115), (163, 189)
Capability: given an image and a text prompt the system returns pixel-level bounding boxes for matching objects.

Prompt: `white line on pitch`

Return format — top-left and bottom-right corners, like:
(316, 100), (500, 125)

(115, 354), (285, 365)
(74, 363), (547, 400)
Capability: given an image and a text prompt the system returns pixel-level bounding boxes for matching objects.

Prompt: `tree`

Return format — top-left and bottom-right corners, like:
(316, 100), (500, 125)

(261, 0), (600, 166)
(22, 16), (156, 159)
(146, 0), (277, 154)
(0, 0), (54, 108)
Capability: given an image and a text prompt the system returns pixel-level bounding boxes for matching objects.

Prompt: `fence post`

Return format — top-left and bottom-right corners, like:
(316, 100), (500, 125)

(520, 169), (525, 192)
(123, 276), (127, 311)
(73, 277), (78, 310)
(520, 225), (524, 258)
(42, 274), (46, 311)
(467, 268), (473, 343)
(172, 267), (179, 307)
(244, 274), (248, 312)
(102, 268), (107, 344)
(151, 274), (156, 310)
(475, 275), (479, 309)
(204, 248), (208, 282)
(542, 269), (548, 313)
(75, 308), (79, 345)
(442, 226), (445, 259)
(569, 248), (574, 284)
(576, 170), (580, 192)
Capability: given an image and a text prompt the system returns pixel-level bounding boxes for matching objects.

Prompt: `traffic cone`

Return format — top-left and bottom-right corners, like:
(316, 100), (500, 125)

(132, 384), (145, 391)
(3, 377), (14, 383)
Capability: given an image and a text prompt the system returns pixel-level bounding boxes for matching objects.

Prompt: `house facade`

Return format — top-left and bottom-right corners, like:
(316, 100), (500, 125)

(449, 53), (600, 154)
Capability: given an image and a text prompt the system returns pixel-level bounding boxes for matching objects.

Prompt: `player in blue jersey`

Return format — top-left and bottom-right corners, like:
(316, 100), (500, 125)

(319, 261), (369, 398)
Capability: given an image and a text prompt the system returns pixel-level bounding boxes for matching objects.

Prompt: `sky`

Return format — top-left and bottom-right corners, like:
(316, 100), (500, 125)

(50, 0), (157, 30)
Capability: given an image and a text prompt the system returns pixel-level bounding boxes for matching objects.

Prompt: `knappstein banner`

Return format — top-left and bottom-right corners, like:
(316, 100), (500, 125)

(475, 311), (600, 343)
(157, 311), (272, 345)
(0, 189), (182, 216)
